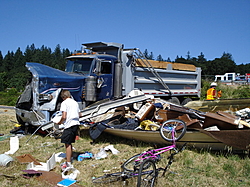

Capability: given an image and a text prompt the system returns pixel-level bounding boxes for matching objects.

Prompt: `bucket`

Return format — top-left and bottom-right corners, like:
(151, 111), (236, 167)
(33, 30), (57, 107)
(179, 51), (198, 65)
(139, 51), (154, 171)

(0, 154), (14, 167)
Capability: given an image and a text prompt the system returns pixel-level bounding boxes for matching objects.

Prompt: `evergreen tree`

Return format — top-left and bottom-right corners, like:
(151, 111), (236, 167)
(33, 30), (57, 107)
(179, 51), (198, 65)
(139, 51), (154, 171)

(197, 52), (206, 63)
(38, 45), (53, 66)
(61, 48), (71, 70)
(0, 51), (4, 91)
(166, 57), (171, 62)
(0, 74), (4, 91)
(2, 51), (14, 88)
(148, 52), (154, 60)
(206, 53), (236, 75)
(143, 49), (149, 59)
(156, 54), (163, 61)
(13, 48), (25, 70)
(0, 51), (3, 72)
(11, 48), (29, 90)
(221, 52), (233, 61)
(52, 44), (64, 69)
(24, 44), (36, 62)
(175, 56), (187, 64)
(3, 51), (14, 72)
(186, 51), (191, 60)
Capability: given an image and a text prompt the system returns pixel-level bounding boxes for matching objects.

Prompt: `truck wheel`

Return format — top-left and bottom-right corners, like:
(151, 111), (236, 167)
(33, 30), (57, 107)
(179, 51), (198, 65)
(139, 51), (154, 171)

(168, 97), (180, 105)
(181, 98), (192, 105)
(16, 114), (25, 125)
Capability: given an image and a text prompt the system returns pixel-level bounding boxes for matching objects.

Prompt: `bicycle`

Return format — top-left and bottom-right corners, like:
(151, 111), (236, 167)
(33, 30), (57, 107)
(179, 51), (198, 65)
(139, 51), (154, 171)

(92, 119), (187, 186)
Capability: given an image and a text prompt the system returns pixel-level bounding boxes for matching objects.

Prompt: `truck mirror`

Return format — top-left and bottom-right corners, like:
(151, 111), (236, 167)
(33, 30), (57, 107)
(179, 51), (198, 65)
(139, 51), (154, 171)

(95, 60), (101, 74)
(97, 77), (104, 88)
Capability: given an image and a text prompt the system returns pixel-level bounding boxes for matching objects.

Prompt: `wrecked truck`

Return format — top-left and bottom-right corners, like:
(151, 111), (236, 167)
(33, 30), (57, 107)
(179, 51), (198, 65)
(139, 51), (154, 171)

(15, 41), (201, 127)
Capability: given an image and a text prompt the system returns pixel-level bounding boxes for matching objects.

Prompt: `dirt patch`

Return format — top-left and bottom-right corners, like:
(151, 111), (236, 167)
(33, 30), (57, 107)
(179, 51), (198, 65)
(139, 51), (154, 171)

(0, 107), (15, 116)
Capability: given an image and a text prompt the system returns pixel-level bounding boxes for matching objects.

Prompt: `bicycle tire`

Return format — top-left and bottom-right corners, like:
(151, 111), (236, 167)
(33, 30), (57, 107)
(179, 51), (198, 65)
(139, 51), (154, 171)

(121, 154), (142, 172)
(160, 119), (187, 142)
(92, 172), (122, 183)
(137, 159), (157, 187)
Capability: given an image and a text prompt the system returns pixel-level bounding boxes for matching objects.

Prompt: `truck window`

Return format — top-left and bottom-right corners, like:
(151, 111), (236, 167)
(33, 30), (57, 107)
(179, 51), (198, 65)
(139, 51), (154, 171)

(100, 61), (112, 74)
(228, 74), (233, 80)
(65, 58), (94, 74)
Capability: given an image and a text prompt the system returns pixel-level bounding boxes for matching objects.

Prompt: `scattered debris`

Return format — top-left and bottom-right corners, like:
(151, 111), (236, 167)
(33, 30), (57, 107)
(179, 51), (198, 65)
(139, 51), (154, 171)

(85, 96), (250, 151)
(61, 167), (80, 180)
(93, 145), (120, 160)
(104, 145), (120, 155)
(16, 154), (41, 165)
(4, 136), (19, 154)
(94, 148), (108, 160)
(55, 152), (66, 163)
(77, 152), (93, 161)
(36, 170), (81, 187)
(26, 153), (56, 171)
(22, 170), (42, 179)
(0, 154), (14, 167)
(57, 178), (77, 187)
(0, 133), (15, 141)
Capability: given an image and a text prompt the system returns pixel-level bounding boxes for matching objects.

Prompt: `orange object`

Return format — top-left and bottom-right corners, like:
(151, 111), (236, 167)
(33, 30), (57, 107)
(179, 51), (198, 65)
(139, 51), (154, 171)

(206, 88), (216, 100)
(217, 90), (222, 98)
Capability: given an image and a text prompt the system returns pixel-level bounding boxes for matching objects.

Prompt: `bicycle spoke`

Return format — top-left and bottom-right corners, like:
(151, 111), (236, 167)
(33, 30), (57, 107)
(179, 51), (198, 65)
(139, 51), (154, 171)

(92, 172), (123, 183)
(160, 119), (187, 142)
(122, 154), (142, 172)
(137, 159), (157, 187)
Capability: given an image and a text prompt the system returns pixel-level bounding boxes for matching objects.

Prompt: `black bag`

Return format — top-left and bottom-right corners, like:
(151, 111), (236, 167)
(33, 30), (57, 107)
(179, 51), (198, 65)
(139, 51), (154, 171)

(89, 122), (109, 140)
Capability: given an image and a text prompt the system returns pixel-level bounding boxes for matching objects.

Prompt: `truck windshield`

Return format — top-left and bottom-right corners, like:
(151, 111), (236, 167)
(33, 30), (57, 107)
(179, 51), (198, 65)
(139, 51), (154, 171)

(65, 58), (94, 74)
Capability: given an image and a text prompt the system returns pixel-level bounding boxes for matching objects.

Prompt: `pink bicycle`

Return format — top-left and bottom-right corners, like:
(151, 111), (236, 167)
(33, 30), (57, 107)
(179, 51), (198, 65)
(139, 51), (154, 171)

(93, 119), (187, 187)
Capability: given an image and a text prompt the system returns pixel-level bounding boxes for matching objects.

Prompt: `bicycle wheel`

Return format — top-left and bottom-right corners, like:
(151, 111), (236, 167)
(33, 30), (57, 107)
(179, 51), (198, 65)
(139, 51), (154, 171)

(160, 119), (187, 142)
(92, 172), (122, 183)
(137, 159), (157, 187)
(122, 154), (142, 172)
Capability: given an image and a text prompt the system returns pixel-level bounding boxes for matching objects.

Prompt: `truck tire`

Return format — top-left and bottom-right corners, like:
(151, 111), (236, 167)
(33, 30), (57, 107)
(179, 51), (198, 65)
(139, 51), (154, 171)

(181, 98), (192, 105)
(168, 97), (180, 105)
(16, 114), (25, 125)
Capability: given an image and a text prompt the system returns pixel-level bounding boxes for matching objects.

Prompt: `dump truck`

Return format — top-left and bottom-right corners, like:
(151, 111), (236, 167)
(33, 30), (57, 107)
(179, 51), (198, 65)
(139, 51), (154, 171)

(15, 42), (201, 126)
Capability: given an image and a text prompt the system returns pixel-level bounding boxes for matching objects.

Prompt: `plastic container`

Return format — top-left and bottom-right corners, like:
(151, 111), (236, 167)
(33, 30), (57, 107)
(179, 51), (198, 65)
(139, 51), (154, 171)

(0, 154), (14, 167)
(135, 103), (155, 121)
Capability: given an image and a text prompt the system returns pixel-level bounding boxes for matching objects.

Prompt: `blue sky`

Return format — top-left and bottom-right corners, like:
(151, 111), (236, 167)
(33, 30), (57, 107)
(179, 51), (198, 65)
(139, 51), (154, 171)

(0, 0), (249, 64)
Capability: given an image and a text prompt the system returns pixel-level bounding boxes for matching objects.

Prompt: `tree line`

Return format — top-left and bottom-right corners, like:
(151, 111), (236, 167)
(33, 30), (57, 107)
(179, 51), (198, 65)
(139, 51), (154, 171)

(0, 44), (71, 91)
(0, 44), (250, 92)
(144, 49), (250, 79)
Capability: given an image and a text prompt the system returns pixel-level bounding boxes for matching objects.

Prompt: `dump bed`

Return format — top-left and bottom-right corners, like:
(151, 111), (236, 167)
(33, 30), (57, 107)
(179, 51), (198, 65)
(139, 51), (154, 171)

(122, 58), (201, 98)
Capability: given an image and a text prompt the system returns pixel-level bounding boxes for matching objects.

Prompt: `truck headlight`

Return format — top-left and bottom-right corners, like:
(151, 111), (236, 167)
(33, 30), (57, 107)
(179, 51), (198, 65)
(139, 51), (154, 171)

(39, 94), (53, 101)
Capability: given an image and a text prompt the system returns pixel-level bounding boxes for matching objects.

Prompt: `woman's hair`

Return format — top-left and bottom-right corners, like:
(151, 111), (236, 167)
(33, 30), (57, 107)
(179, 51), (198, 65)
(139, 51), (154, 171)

(60, 90), (71, 99)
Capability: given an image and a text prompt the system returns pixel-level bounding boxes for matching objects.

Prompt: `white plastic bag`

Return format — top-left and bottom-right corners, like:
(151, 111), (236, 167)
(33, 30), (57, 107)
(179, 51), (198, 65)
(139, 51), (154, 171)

(94, 148), (108, 160)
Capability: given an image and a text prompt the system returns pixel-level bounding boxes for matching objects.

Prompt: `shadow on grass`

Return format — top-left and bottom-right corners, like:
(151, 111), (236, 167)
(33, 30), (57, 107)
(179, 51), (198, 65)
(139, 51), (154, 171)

(188, 146), (250, 159)
(79, 128), (158, 148)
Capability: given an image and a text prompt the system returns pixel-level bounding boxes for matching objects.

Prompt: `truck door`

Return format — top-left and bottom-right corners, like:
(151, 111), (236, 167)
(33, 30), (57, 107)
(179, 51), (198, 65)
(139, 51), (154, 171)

(96, 60), (113, 100)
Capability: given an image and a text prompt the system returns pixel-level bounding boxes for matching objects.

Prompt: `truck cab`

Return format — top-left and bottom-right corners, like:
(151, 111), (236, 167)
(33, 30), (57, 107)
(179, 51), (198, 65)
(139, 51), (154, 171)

(15, 42), (123, 126)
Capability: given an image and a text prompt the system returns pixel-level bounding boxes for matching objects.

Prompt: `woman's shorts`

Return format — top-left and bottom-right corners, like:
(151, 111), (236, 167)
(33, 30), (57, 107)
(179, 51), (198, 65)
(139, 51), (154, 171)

(61, 125), (79, 144)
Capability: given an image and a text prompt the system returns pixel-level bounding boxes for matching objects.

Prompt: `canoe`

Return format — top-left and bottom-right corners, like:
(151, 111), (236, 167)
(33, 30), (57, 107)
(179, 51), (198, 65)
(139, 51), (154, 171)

(104, 128), (250, 152)
(184, 98), (250, 112)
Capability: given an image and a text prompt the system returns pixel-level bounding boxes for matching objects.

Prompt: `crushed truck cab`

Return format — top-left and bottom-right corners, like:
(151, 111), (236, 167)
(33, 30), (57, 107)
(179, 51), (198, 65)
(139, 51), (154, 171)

(15, 42), (201, 126)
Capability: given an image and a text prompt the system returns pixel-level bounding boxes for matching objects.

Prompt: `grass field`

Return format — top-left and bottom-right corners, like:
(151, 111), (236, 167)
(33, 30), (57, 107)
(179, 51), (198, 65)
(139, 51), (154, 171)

(0, 108), (250, 187)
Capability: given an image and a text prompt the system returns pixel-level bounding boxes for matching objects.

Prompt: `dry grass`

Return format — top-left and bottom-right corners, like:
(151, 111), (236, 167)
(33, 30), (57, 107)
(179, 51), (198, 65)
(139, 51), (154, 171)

(0, 108), (250, 187)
